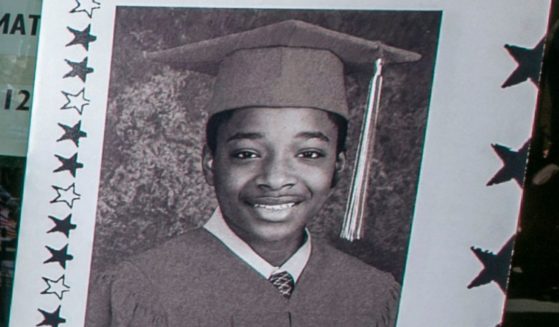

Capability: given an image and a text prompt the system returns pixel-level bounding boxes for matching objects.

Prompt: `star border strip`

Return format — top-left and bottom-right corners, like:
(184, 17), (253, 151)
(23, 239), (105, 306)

(470, 38), (545, 327)
(37, 1), (100, 325)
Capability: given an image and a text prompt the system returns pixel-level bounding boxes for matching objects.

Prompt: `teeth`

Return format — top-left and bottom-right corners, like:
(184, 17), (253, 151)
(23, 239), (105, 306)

(253, 203), (295, 210)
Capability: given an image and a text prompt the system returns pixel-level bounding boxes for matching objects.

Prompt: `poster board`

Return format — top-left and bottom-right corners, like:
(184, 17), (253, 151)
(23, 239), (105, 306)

(10, 0), (551, 326)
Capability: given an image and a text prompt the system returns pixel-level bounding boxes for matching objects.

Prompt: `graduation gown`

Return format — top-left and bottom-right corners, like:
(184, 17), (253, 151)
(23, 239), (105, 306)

(85, 228), (400, 327)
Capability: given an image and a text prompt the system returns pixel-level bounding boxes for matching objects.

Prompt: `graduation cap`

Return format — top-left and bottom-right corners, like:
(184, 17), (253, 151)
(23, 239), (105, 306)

(146, 19), (420, 240)
(145, 19), (419, 119)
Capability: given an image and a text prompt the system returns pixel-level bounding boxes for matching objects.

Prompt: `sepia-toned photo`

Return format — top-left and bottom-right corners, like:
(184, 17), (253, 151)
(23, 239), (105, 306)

(83, 8), (441, 326)
(86, 7), (440, 326)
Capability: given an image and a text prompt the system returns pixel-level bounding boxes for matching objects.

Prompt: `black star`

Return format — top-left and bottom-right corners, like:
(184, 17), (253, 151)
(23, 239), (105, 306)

(37, 305), (66, 327)
(468, 236), (515, 293)
(63, 57), (93, 82)
(44, 244), (74, 269)
(487, 140), (530, 187)
(48, 214), (77, 238)
(53, 153), (84, 177)
(502, 39), (544, 88)
(67, 25), (97, 50)
(51, 184), (81, 208)
(57, 121), (87, 146)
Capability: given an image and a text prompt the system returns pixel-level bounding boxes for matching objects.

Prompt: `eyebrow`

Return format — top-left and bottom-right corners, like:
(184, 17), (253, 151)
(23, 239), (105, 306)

(296, 131), (330, 143)
(225, 131), (330, 143)
(226, 132), (264, 142)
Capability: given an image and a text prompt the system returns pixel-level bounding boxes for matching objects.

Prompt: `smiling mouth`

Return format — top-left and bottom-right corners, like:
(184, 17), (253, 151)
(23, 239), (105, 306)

(253, 202), (296, 211)
(246, 195), (303, 211)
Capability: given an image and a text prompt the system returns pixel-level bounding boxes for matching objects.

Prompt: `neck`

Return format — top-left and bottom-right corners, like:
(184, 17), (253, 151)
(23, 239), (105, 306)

(248, 235), (305, 266)
(227, 223), (305, 266)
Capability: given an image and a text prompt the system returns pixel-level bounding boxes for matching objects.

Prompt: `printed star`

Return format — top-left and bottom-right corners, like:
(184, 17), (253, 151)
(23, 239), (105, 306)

(53, 153), (84, 177)
(37, 305), (66, 327)
(57, 121), (87, 146)
(468, 236), (515, 293)
(70, 0), (101, 18)
(67, 25), (97, 50)
(41, 275), (70, 300)
(61, 88), (90, 115)
(44, 244), (74, 269)
(502, 39), (544, 88)
(48, 214), (77, 238)
(64, 57), (93, 82)
(50, 183), (81, 208)
(487, 140), (530, 187)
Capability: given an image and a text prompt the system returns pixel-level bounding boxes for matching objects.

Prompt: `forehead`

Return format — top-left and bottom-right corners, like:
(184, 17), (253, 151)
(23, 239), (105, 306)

(219, 107), (338, 135)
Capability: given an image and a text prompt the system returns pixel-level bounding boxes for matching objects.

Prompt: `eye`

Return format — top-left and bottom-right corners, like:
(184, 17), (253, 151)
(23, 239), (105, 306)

(232, 150), (259, 159)
(297, 150), (324, 159)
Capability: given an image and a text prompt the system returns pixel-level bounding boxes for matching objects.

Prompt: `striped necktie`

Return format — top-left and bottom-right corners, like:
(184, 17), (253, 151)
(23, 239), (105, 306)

(268, 271), (295, 298)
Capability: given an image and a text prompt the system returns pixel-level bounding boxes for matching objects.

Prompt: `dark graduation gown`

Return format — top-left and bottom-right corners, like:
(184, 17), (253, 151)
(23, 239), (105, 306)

(85, 228), (400, 327)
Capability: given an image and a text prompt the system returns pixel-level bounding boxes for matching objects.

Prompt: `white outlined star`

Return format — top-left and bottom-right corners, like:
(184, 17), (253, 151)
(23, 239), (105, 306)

(41, 275), (70, 300)
(50, 183), (81, 208)
(70, 0), (101, 18)
(61, 88), (90, 115)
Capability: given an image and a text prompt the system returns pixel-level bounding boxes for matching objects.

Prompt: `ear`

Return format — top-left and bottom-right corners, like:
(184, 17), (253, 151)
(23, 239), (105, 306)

(333, 152), (346, 186)
(202, 145), (215, 186)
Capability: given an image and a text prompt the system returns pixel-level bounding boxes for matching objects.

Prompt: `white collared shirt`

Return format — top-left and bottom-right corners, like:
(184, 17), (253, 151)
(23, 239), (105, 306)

(203, 208), (311, 282)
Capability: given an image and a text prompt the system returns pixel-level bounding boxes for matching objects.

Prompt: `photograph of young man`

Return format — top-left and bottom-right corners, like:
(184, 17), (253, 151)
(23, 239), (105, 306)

(85, 15), (433, 327)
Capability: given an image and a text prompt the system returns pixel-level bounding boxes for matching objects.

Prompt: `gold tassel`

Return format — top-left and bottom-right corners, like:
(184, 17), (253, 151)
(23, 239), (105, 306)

(340, 58), (384, 241)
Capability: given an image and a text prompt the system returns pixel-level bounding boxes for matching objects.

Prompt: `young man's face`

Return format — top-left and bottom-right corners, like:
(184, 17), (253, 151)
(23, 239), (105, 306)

(203, 107), (345, 244)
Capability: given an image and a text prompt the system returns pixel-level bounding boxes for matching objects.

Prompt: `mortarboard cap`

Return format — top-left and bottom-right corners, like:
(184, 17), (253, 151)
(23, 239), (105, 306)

(145, 19), (420, 119)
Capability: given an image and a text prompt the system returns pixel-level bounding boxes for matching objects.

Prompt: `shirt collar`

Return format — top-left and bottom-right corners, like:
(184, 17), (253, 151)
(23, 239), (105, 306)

(203, 207), (311, 282)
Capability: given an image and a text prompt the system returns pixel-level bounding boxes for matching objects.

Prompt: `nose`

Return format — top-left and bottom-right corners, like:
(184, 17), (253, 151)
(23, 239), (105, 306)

(255, 154), (297, 190)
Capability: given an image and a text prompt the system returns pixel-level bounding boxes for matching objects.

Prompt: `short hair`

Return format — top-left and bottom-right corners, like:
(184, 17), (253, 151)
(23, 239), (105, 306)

(205, 108), (348, 155)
